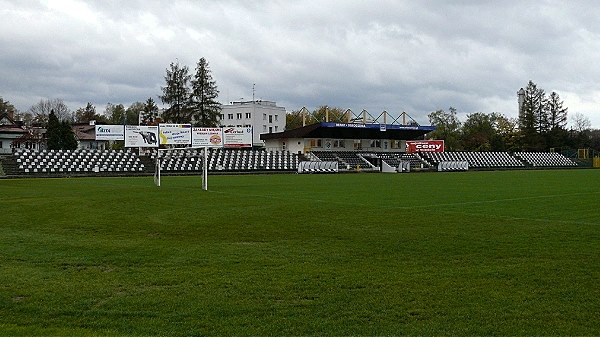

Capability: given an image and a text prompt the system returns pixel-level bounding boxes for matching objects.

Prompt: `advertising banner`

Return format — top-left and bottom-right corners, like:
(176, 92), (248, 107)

(95, 125), (124, 141)
(125, 125), (159, 148)
(192, 127), (223, 148)
(406, 140), (444, 153)
(223, 126), (253, 148)
(159, 124), (192, 145)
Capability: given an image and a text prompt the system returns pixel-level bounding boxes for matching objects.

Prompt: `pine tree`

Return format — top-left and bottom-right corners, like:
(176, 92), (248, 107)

(46, 110), (78, 150)
(160, 62), (191, 124)
(60, 120), (78, 150)
(545, 91), (569, 148)
(46, 110), (62, 150)
(141, 97), (160, 125)
(518, 81), (546, 150)
(546, 91), (568, 130)
(190, 57), (221, 127)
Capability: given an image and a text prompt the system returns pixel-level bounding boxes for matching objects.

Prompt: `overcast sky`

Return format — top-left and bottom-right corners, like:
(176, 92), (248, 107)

(2, 0), (600, 127)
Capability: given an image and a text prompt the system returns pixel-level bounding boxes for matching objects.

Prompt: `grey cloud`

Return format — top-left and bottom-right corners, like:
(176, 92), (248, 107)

(1, 0), (599, 127)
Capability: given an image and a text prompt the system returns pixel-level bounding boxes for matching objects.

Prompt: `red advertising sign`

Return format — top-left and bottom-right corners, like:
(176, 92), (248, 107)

(406, 140), (444, 153)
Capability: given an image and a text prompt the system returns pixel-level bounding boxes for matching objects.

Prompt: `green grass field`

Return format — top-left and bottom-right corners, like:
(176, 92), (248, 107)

(1, 170), (599, 336)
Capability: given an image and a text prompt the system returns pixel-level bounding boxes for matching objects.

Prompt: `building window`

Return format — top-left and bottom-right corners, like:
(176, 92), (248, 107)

(269, 115), (273, 123)
(220, 114), (225, 120)
(269, 126), (273, 133)
(263, 113), (266, 120)
(370, 139), (381, 148)
(263, 125), (267, 132)
(334, 139), (345, 148)
(228, 113), (234, 119)
(245, 113), (251, 119)
(274, 126), (278, 132)
(236, 113), (242, 120)
(310, 139), (322, 148)
(274, 115), (278, 121)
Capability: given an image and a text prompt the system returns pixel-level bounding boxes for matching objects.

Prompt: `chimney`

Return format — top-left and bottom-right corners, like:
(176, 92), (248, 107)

(517, 88), (525, 114)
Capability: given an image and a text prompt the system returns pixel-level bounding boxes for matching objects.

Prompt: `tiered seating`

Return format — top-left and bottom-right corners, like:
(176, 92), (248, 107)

(338, 152), (371, 169)
(14, 149), (145, 174)
(421, 151), (525, 169)
(376, 153), (402, 167)
(514, 152), (577, 167)
(311, 151), (339, 162)
(376, 152), (426, 168)
(154, 149), (204, 172)
(154, 149), (300, 172)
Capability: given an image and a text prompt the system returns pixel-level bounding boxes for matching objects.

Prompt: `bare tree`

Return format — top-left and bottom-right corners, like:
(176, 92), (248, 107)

(29, 98), (71, 125)
(570, 112), (591, 133)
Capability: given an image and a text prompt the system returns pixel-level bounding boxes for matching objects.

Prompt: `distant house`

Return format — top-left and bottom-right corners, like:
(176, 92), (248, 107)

(72, 122), (107, 150)
(1, 116), (110, 153)
(0, 112), (27, 155)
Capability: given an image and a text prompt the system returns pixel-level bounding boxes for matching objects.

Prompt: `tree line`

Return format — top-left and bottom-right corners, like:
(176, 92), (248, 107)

(427, 81), (599, 152)
(2, 75), (599, 152)
(0, 57), (222, 149)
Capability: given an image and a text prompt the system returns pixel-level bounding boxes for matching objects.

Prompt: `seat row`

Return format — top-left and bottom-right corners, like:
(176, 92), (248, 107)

(14, 149), (145, 174)
(311, 151), (372, 170)
(513, 152), (577, 167)
(308, 150), (579, 170)
(422, 151), (525, 168)
(310, 151), (426, 170)
(155, 149), (300, 172)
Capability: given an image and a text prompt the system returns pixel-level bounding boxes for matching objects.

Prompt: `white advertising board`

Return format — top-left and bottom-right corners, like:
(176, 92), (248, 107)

(95, 125), (124, 141)
(125, 125), (159, 148)
(223, 127), (253, 148)
(159, 124), (192, 145)
(192, 127), (223, 148)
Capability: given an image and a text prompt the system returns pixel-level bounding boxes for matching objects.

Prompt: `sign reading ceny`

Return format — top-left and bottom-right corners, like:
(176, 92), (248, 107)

(406, 140), (445, 153)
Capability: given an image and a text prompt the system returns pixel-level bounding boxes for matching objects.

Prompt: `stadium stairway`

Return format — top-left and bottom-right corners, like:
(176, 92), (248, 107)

(0, 155), (20, 177)
(138, 155), (156, 174)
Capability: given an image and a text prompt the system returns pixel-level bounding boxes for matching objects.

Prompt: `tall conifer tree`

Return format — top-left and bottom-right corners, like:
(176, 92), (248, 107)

(190, 57), (221, 127)
(546, 91), (568, 130)
(518, 81), (547, 150)
(160, 61), (191, 123)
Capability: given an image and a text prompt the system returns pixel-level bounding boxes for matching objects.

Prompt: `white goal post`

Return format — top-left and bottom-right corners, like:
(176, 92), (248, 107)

(153, 147), (209, 190)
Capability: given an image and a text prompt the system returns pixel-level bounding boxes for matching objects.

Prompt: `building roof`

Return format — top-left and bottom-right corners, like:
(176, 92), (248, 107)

(260, 122), (435, 141)
(72, 123), (96, 141)
(0, 112), (26, 134)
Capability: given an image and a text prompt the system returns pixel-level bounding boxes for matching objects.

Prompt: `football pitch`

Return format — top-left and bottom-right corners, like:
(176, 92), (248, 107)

(1, 170), (599, 336)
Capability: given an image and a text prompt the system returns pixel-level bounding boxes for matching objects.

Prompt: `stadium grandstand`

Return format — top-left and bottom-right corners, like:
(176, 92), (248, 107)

(0, 147), (583, 177)
(0, 115), (591, 178)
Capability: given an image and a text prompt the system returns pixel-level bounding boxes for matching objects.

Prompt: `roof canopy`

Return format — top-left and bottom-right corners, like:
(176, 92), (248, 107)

(261, 122), (435, 141)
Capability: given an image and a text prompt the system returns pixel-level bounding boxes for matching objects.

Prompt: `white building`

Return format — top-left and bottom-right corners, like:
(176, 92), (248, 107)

(219, 100), (286, 147)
